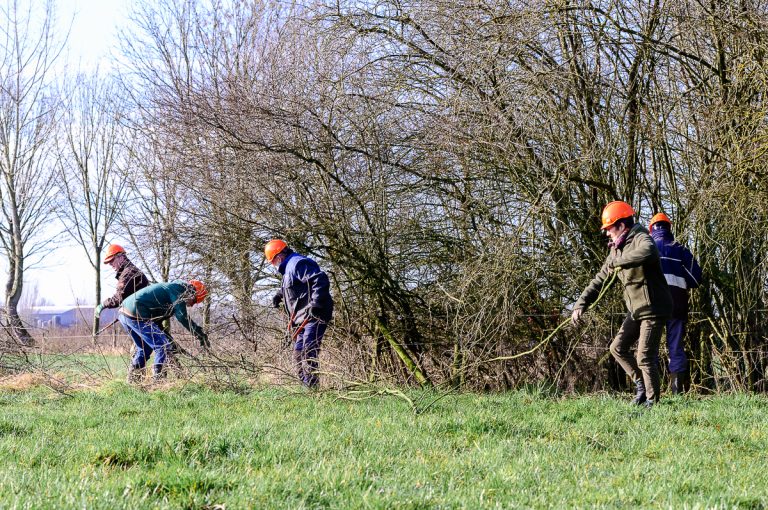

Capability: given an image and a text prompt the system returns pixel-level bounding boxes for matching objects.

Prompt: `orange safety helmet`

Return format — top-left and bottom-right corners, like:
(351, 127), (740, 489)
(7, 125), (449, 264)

(264, 239), (288, 263)
(189, 280), (208, 304)
(649, 212), (672, 232)
(103, 244), (126, 263)
(600, 201), (635, 230)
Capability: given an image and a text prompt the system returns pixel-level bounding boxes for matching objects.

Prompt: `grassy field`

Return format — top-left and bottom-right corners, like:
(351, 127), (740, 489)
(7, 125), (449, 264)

(1, 380), (767, 509)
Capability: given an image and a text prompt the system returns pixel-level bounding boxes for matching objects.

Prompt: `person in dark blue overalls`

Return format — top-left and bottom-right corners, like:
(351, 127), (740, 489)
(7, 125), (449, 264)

(649, 213), (703, 394)
(266, 239), (333, 389)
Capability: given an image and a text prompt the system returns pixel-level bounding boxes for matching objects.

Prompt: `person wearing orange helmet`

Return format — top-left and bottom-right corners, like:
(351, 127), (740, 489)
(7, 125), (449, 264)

(118, 280), (209, 382)
(265, 239), (333, 388)
(95, 244), (150, 323)
(649, 213), (702, 394)
(571, 201), (673, 407)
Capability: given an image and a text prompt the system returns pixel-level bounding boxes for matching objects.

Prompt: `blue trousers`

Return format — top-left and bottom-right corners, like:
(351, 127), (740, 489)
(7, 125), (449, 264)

(119, 313), (171, 373)
(293, 320), (327, 388)
(666, 318), (688, 373)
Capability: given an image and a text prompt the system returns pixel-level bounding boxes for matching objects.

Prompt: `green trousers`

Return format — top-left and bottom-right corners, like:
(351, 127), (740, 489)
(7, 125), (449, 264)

(609, 314), (665, 402)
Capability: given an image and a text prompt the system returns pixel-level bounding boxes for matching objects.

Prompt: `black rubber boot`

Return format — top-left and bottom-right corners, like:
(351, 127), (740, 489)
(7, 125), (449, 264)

(152, 365), (166, 382)
(670, 372), (683, 395)
(631, 379), (647, 405)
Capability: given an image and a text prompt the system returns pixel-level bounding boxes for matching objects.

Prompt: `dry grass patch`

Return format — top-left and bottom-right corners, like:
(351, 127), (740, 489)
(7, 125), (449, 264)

(0, 372), (50, 390)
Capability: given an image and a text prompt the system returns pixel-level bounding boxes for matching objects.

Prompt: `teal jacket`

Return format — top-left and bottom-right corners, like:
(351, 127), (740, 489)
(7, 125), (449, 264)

(120, 281), (207, 345)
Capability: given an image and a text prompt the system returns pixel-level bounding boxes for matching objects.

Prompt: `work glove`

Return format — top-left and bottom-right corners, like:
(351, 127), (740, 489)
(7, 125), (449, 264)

(571, 308), (584, 327)
(94, 304), (104, 318)
(198, 333), (210, 349)
(271, 292), (283, 309)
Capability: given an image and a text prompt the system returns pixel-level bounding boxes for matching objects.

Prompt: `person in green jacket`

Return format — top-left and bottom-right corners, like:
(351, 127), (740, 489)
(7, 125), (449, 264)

(571, 201), (673, 407)
(119, 280), (210, 382)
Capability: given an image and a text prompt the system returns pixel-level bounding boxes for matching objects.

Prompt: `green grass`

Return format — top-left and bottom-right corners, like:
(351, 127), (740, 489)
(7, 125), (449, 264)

(1, 383), (767, 509)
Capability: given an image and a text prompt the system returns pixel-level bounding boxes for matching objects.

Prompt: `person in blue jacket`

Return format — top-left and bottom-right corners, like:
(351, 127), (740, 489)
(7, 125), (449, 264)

(649, 213), (703, 394)
(119, 280), (209, 382)
(265, 239), (333, 388)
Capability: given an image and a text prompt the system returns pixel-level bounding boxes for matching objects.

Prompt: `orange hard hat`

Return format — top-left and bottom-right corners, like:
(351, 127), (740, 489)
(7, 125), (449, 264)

(103, 244), (126, 263)
(189, 280), (208, 304)
(649, 212), (672, 232)
(600, 201), (635, 230)
(264, 239), (287, 263)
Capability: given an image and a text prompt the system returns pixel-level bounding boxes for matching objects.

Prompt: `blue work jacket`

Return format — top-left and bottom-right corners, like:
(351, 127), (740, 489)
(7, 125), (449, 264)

(277, 252), (333, 327)
(652, 227), (702, 318)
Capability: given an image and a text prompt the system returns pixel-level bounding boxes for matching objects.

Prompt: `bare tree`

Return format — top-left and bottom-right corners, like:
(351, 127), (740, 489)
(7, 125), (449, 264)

(0, 0), (64, 346)
(111, 0), (768, 391)
(119, 134), (189, 283)
(54, 72), (131, 312)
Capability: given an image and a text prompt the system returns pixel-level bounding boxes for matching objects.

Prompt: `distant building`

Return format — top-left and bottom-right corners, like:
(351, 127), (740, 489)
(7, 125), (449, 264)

(28, 306), (118, 329)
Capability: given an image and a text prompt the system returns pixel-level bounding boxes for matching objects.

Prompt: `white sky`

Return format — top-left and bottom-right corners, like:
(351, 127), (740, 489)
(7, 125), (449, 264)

(60, 0), (131, 72)
(21, 0), (133, 306)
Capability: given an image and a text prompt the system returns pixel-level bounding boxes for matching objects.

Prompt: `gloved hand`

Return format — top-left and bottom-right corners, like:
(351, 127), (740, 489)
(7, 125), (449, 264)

(571, 308), (584, 326)
(94, 304), (103, 318)
(271, 293), (283, 309)
(198, 333), (210, 349)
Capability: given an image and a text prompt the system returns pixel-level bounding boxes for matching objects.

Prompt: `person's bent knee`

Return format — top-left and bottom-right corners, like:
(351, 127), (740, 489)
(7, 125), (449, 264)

(637, 358), (654, 371)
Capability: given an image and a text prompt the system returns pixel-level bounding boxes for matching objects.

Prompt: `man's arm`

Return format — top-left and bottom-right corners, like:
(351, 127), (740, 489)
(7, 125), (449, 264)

(573, 256), (615, 312)
(610, 233), (655, 269)
(102, 278), (128, 308)
(307, 270), (331, 309)
(103, 268), (148, 308)
(296, 259), (332, 319)
(174, 303), (209, 347)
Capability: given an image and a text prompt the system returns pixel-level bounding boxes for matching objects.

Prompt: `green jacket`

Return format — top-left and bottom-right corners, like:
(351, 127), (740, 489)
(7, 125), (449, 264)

(120, 281), (208, 345)
(575, 224), (672, 320)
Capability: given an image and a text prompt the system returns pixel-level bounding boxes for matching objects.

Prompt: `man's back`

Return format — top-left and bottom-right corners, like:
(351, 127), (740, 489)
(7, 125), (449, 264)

(121, 281), (187, 320)
(103, 258), (151, 308)
(652, 227), (702, 317)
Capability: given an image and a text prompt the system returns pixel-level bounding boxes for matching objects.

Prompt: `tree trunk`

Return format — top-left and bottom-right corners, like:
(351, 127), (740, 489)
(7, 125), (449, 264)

(4, 242), (33, 346)
(92, 251), (102, 346)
